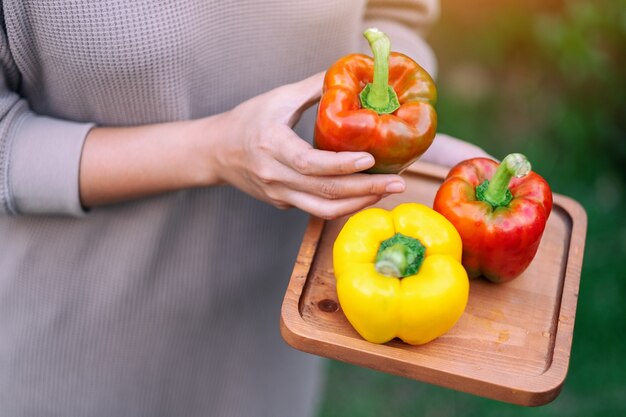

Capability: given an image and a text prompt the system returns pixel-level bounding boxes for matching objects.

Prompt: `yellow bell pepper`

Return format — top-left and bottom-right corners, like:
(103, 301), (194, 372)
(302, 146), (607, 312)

(333, 203), (469, 345)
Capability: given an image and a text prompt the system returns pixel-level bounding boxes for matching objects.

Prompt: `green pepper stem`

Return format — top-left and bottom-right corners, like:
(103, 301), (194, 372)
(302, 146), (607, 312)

(375, 233), (425, 278)
(360, 28), (400, 114)
(481, 153), (531, 207)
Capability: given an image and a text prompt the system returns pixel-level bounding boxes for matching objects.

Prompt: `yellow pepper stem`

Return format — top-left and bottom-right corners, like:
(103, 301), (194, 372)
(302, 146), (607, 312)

(375, 233), (425, 278)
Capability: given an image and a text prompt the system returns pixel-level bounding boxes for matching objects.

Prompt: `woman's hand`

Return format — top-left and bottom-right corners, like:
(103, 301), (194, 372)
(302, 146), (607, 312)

(201, 72), (406, 219)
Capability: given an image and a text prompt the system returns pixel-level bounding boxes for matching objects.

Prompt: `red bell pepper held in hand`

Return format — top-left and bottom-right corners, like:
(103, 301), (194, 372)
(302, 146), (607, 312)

(433, 153), (553, 283)
(314, 28), (437, 174)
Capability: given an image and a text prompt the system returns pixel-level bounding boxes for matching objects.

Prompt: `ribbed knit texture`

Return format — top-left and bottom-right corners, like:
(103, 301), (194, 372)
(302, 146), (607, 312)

(0, 1), (437, 416)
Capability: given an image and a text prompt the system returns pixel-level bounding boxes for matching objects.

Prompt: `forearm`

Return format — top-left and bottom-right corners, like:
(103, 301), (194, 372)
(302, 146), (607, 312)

(79, 118), (217, 208)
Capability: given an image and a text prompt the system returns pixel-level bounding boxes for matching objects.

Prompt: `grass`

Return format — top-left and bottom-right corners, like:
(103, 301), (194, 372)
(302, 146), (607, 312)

(316, 0), (626, 415)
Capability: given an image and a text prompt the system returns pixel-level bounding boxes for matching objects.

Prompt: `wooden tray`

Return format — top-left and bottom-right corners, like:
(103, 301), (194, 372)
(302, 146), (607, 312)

(280, 161), (587, 406)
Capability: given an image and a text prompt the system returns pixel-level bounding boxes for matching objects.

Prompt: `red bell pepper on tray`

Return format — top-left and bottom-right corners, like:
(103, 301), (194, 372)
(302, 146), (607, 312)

(314, 28), (437, 174)
(433, 153), (553, 283)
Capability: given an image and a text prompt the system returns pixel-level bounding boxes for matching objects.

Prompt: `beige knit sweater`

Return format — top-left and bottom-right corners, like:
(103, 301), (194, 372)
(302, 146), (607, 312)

(0, 1), (438, 416)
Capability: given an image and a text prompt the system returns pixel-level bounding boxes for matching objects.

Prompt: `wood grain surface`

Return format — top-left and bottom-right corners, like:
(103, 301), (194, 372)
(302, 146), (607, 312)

(280, 161), (587, 406)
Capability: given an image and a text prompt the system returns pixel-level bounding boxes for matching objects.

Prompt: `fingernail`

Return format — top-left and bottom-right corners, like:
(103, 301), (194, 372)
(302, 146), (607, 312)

(354, 156), (374, 171)
(385, 182), (405, 193)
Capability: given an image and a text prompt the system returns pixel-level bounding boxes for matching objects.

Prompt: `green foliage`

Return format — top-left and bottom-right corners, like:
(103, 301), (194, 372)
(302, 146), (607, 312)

(317, 1), (626, 415)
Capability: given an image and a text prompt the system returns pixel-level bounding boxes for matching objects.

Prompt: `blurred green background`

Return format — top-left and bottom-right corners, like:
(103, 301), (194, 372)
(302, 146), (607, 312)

(316, 0), (626, 415)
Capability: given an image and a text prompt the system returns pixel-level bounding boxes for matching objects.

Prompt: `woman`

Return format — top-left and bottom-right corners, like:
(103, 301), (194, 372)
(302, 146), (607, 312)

(0, 1), (486, 416)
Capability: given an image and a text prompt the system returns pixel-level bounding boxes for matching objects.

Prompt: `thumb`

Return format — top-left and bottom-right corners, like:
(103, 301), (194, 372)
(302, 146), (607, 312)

(282, 71), (326, 126)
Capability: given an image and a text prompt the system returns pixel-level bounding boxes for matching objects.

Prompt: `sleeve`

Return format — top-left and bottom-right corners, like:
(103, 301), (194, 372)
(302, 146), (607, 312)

(0, 32), (94, 217)
(362, 0), (440, 78)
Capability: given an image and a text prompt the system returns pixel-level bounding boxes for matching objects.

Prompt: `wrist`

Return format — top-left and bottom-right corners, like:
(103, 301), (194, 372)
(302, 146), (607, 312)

(185, 116), (224, 188)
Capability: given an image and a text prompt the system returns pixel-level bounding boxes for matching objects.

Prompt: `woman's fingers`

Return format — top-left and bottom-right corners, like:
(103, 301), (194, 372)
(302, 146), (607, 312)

(254, 157), (404, 201)
(255, 125), (404, 205)
(276, 138), (375, 175)
(270, 124), (372, 174)
(264, 134), (405, 199)
(284, 190), (384, 220)
(290, 172), (404, 200)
